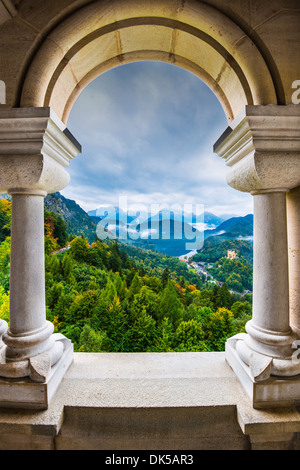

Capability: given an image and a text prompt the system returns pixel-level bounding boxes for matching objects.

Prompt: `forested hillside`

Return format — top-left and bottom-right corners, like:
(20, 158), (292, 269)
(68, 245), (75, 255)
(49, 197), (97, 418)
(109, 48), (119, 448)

(192, 237), (253, 292)
(192, 237), (253, 264)
(45, 192), (97, 243)
(0, 198), (252, 353)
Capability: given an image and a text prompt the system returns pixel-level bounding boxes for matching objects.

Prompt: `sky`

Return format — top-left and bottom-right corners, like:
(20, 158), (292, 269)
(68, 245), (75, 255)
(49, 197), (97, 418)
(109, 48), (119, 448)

(63, 61), (253, 218)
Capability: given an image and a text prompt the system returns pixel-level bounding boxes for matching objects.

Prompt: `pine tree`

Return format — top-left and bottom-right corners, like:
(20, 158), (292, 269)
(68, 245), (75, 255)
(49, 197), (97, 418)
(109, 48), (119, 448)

(79, 324), (110, 352)
(158, 280), (184, 327)
(109, 243), (122, 272)
(203, 307), (236, 351)
(129, 307), (157, 352)
(126, 272), (142, 302)
(154, 317), (174, 352)
(61, 255), (73, 280)
(161, 267), (170, 287)
(131, 285), (158, 321)
(215, 283), (232, 309)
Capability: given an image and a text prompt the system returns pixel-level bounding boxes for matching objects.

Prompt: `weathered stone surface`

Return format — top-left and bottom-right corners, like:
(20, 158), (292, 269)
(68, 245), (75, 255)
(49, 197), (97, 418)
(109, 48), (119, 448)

(3, 0), (296, 122)
(287, 186), (300, 337)
(0, 352), (299, 450)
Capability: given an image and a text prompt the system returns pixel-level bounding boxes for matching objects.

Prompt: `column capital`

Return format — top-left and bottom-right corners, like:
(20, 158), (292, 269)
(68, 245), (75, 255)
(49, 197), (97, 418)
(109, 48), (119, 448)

(0, 107), (81, 194)
(214, 105), (300, 193)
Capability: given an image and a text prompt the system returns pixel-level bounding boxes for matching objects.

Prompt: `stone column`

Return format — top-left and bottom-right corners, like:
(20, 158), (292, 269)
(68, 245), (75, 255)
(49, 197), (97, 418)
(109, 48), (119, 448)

(287, 186), (300, 337)
(214, 105), (300, 408)
(251, 191), (290, 336)
(0, 108), (81, 407)
(9, 190), (47, 339)
(2, 189), (64, 381)
(238, 189), (299, 378)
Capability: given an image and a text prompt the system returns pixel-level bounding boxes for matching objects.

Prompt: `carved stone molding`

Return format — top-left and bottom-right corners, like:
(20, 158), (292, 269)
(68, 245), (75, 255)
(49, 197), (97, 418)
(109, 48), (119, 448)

(215, 105), (300, 193)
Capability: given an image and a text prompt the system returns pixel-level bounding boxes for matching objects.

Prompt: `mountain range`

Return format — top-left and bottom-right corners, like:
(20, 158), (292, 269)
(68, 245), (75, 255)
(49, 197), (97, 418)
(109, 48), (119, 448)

(88, 206), (224, 228)
(204, 214), (253, 239)
(43, 192), (253, 256)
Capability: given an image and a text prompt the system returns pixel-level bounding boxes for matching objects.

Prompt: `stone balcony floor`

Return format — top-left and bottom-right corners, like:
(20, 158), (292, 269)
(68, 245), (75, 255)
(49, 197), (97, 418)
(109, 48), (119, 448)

(0, 352), (300, 450)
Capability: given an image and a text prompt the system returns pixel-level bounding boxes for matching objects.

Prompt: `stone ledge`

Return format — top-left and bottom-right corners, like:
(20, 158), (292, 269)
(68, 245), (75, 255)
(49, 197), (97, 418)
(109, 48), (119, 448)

(0, 340), (74, 409)
(0, 352), (299, 450)
(225, 338), (300, 409)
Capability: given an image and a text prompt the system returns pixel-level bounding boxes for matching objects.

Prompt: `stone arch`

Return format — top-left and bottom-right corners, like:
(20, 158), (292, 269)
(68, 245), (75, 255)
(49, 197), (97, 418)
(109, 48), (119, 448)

(19, 0), (278, 124)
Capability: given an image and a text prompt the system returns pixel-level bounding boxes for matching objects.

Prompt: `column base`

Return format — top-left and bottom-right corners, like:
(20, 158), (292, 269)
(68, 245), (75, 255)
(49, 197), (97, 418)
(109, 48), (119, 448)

(0, 336), (73, 409)
(226, 334), (300, 409)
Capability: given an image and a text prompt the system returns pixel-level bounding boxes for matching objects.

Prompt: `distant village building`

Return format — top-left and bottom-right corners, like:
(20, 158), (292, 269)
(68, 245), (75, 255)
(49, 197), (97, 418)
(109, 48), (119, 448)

(227, 250), (238, 259)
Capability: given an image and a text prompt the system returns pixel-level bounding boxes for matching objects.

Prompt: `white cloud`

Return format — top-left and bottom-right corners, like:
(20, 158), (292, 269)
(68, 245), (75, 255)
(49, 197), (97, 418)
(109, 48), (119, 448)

(64, 61), (251, 217)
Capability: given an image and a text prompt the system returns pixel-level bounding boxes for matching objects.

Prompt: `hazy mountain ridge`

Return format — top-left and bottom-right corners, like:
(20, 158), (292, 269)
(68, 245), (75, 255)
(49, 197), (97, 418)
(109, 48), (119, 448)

(44, 193), (253, 256)
(204, 214), (253, 239)
(88, 203), (253, 256)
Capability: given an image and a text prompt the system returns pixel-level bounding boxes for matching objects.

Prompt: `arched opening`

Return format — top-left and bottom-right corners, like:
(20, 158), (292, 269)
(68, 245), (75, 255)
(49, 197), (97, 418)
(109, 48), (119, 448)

(42, 60), (254, 354)
(64, 61), (252, 215)
(0, 0), (272, 364)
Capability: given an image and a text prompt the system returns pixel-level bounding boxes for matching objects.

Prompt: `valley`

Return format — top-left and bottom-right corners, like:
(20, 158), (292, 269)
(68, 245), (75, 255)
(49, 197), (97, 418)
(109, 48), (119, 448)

(44, 192), (254, 293)
(0, 193), (253, 353)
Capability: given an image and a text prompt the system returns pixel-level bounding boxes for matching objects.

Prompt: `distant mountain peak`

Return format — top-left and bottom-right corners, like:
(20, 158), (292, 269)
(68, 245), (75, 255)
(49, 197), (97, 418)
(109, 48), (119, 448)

(45, 192), (97, 243)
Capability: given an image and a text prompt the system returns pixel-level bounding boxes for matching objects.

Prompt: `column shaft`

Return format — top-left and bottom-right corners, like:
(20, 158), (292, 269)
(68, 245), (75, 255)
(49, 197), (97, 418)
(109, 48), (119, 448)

(239, 189), (300, 375)
(252, 191), (290, 334)
(287, 186), (300, 337)
(242, 189), (298, 365)
(10, 190), (47, 334)
(4, 189), (54, 362)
